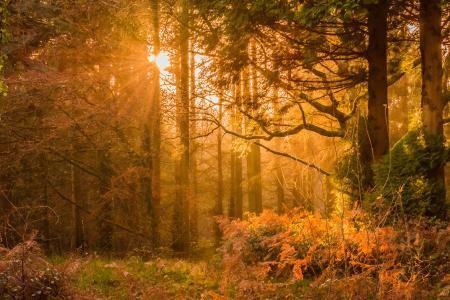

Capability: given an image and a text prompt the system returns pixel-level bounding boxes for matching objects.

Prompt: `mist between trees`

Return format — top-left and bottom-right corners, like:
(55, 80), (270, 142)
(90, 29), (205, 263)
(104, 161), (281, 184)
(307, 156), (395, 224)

(0, 0), (449, 299)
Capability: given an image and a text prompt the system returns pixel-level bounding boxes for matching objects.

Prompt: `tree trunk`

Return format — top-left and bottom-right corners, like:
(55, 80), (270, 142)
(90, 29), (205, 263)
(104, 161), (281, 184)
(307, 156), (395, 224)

(229, 77), (243, 219)
(71, 142), (84, 250)
(249, 42), (262, 214)
(173, 0), (190, 252)
(189, 35), (198, 243)
(42, 155), (51, 252)
(271, 59), (285, 214)
(150, 0), (161, 249)
(364, 0), (389, 185)
(215, 86), (224, 246)
(98, 148), (113, 252)
(235, 77), (243, 219)
(419, 0), (447, 217)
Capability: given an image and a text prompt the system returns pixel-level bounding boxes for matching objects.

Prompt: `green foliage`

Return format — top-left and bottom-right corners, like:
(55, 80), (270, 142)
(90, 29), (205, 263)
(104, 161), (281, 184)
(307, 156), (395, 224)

(334, 116), (373, 200)
(295, 0), (363, 25)
(74, 259), (122, 296)
(72, 257), (220, 299)
(334, 147), (370, 198)
(368, 128), (448, 220)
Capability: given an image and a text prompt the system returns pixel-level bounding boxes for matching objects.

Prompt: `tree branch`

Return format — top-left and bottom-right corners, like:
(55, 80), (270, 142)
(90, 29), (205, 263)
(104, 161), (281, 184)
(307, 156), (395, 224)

(255, 142), (331, 176)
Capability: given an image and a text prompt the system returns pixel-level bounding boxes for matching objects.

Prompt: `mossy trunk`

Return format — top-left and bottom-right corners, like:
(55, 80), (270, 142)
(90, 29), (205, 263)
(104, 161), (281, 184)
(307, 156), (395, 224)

(419, 0), (447, 218)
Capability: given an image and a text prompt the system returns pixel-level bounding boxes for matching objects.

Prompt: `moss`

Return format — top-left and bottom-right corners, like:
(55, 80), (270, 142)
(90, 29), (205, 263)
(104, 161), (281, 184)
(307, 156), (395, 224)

(367, 128), (448, 221)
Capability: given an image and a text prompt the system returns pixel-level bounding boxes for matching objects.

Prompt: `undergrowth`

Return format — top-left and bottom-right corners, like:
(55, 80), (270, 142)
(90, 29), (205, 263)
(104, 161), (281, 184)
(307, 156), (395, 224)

(70, 256), (220, 299)
(218, 210), (450, 299)
(2, 209), (449, 299)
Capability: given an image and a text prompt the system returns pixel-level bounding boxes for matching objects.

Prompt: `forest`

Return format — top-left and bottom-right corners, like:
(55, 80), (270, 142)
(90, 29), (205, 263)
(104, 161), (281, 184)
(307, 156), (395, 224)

(0, 0), (449, 299)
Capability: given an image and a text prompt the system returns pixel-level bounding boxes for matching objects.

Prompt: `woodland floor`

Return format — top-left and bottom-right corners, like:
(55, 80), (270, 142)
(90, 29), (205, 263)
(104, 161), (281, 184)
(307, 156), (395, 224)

(55, 253), (224, 300)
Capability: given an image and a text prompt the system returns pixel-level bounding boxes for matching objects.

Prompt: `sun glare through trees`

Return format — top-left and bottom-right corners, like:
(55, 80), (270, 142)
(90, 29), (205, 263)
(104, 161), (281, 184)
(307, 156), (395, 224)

(148, 51), (171, 71)
(0, 0), (449, 299)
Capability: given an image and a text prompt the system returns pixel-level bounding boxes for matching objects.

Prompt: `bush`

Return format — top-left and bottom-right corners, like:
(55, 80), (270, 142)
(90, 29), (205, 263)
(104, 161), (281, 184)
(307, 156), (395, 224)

(219, 210), (450, 299)
(0, 239), (64, 299)
(369, 128), (448, 220)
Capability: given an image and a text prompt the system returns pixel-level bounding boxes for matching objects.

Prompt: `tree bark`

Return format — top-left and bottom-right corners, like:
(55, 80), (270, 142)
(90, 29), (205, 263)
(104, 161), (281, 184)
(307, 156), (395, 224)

(271, 58), (286, 214)
(189, 35), (198, 243)
(150, 0), (161, 249)
(173, 0), (190, 252)
(419, 0), (447, 217)
(71, 142), (84, 250)
(229, 77), (243, 219)
(365, 0), (389, 178)
(235, 77), (243, 219)
(98, 148), (113, 252)
(248, 42), (262, 214)
(215, 86), (224, 246)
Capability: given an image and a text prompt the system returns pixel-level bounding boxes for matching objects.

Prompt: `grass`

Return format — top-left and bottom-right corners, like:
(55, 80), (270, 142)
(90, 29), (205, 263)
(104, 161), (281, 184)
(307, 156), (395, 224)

(69, 256), (221, 299)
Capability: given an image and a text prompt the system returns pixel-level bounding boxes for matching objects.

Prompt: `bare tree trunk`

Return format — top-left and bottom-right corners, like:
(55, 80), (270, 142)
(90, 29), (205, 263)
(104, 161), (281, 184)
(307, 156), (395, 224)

(271, 59), (285, 214)
(42, 156), (50, 252)
(173, 0), (190, 252)
(364, 0), (389, 187)
(242, 65), (254, 212)
(150, 0), (161, 249)
(229, 78), (243, 219)
(235, 77), (243, 219)
(419, 0), (447, 218)
(249, 42), (262, 214)
(98, 148), (113, 252)
(229, 133), (236, 218)
(71, 142), (84, 250)
(189, 36), (198, 243)
(215, 87), (224, 246)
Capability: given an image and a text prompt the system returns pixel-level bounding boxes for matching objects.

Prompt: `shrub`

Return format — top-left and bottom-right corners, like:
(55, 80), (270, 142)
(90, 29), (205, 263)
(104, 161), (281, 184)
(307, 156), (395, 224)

(0, 239), (64, 299)
(369, 128), (448, 220)
(219, 210), (450, 299)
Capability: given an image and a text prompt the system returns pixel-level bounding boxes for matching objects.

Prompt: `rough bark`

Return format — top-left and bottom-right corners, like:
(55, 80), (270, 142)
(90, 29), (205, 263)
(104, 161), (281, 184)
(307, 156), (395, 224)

(419, 0), (447, 217)
(365, 0), (389, 174)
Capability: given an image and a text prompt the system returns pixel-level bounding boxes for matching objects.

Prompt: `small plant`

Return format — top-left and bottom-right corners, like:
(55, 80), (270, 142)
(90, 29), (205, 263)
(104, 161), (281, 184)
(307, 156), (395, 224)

(0, 239), (64, 299)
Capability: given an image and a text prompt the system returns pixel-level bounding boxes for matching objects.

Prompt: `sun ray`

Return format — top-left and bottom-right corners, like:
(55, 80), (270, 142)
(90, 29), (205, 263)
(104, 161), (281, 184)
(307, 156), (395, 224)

(148, 51), (171, 70)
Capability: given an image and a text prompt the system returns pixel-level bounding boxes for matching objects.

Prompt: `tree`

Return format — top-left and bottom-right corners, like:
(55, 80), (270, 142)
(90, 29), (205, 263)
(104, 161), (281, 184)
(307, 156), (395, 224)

(215, 83), (224, 245)
(150, 0), (162, 249)
(246, 41), (263, 214)
(419, 0), (447, 217)
(71, 137), (85, 250)
(173, 0), (191, 252)
(363, 0), (389, 187)
(0, 0), (7, 95)
(189, 32), (199, 243)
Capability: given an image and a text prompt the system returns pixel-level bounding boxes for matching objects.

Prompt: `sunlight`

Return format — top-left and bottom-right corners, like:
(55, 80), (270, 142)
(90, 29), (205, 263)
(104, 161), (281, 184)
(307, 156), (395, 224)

(208, 95), (219, 104)
(148, 51), (171, 70)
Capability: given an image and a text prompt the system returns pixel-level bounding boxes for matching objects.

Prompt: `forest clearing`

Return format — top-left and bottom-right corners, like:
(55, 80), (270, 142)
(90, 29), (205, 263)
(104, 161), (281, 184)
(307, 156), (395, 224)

(0, 0), (450, 299)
